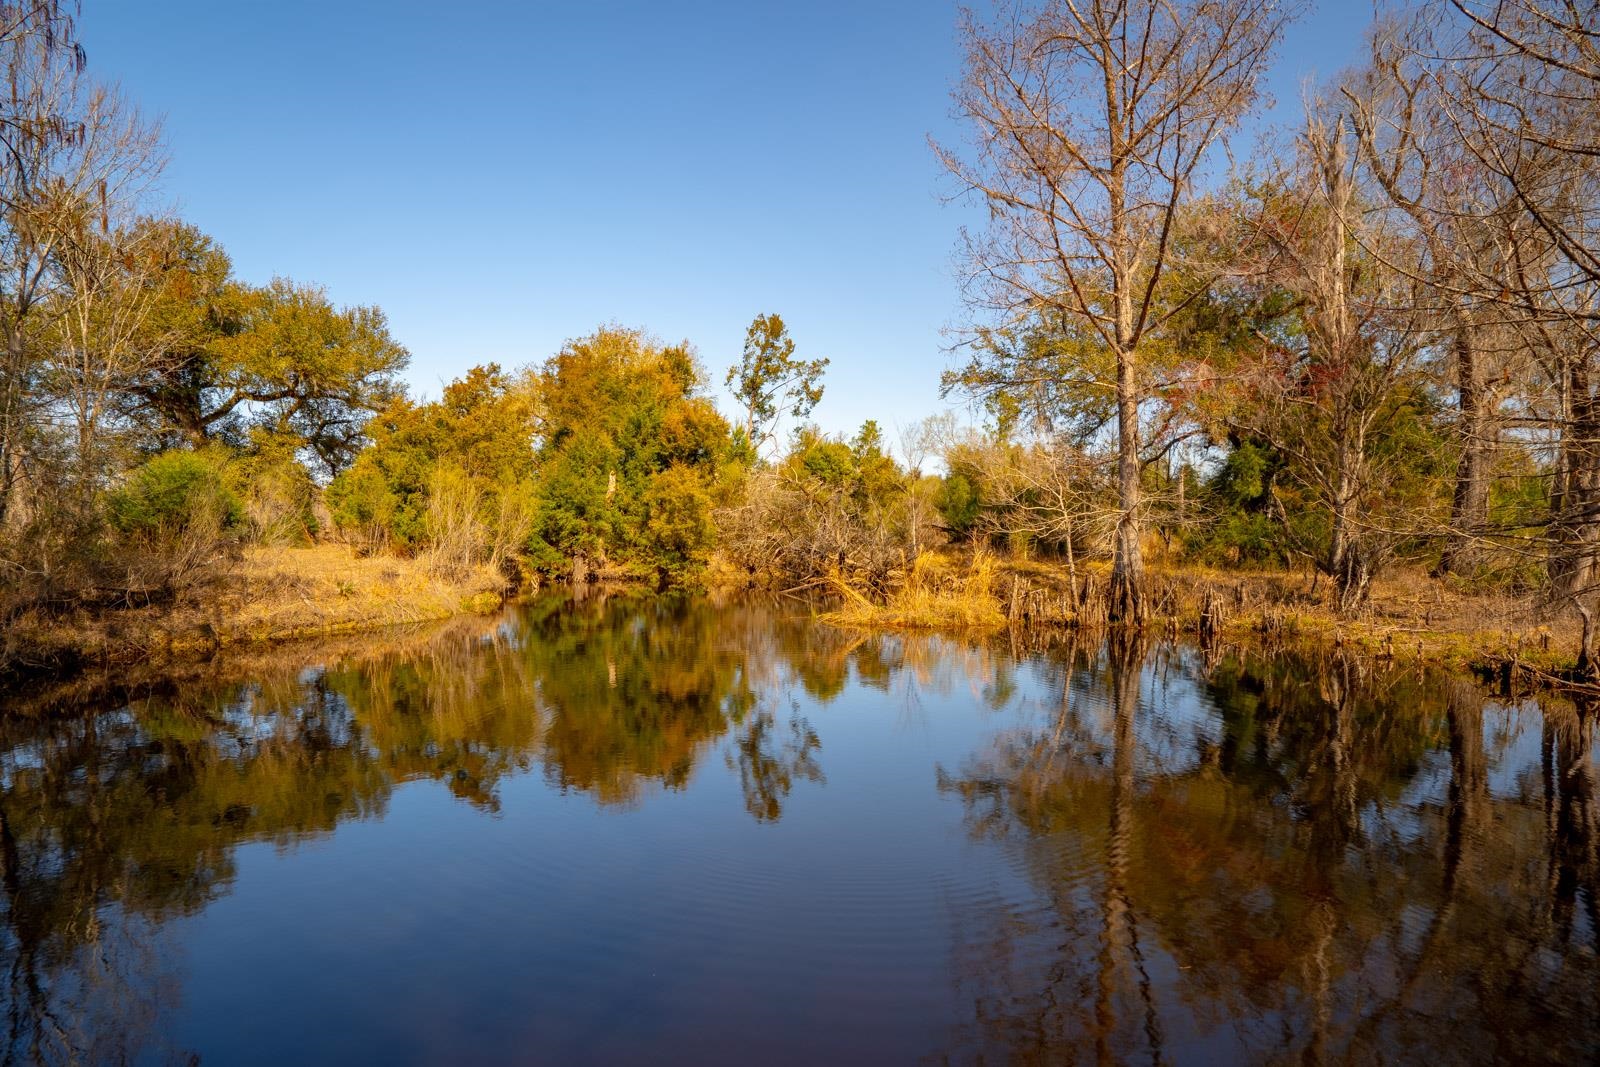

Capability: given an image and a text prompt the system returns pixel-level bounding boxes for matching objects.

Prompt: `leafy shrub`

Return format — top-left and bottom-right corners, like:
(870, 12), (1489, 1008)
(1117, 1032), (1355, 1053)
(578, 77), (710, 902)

(104, 449), (242, 597)
(1181, 441), (1291, 567)
(107, 450), (242, 541)
(325, 464), (402, 554)
(1185, 512), (1288, 567)
(643, 464), (716, 582)
(231, 430), (320, 546)
(936, 472), (981, 537)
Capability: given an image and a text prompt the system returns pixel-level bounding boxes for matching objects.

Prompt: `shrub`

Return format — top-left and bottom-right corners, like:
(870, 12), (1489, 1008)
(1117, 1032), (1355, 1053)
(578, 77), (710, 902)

(936, 472), (981, 537)
(424, 466), (488, 579)
(104, 450), (242, 597)
(231, 431), (321, 547)
(643, 464), (715, 582)
(718, 423), (914, 588)
(326, 464), (402, 554)
(107, 450), (242, 541)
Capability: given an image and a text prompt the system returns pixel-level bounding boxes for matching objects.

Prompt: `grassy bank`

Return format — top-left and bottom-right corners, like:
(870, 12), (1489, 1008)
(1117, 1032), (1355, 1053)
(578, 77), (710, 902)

(2, 545), (509, 679)
(820, 548), (1571, 680)
(7, 542), (1572, 700)
(0, 607), (522, 719)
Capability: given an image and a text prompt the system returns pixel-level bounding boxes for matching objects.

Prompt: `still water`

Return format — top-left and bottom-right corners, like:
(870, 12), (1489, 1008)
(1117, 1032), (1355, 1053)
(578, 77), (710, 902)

(2, 596), (1597, 1064)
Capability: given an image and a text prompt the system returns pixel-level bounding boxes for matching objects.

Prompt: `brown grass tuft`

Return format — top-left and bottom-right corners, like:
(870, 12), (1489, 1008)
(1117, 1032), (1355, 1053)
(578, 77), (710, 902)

(823, 549), (1008, 630)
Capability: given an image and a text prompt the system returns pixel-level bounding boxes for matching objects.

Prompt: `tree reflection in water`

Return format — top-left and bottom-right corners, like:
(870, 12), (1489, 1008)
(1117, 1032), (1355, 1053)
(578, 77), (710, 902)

(0, 596), (838, 1062)
(0, 598), (1596, 1063)
(938, 642), (1600, 1064)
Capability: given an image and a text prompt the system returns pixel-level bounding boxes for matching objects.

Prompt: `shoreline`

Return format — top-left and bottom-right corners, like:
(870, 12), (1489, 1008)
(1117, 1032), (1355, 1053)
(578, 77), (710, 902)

(816, 551), (1574, 687)
(3, 547), (1577, 710)
(1, 544), (511, 688)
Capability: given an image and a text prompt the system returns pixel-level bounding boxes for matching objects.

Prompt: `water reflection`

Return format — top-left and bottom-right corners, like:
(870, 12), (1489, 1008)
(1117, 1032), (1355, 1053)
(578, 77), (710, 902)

(939, 644), (1600, 1063)
(0, 598), (1597, 1063)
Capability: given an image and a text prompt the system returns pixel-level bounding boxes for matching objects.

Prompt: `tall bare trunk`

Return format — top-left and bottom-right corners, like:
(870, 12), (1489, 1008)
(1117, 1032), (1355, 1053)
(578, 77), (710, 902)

(1552, 355), (1600, 605)
(1108, 132), (1145, 627)
(1442, 318), (1490, 575)
(0, 326), (28, 531)
(1110, 348), (1145, 625)
(1328, 430), (1373, 612)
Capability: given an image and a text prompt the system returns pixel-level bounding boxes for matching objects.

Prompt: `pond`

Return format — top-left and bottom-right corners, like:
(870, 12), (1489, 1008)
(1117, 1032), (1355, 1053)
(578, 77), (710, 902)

(1, 596), (1596, 1064)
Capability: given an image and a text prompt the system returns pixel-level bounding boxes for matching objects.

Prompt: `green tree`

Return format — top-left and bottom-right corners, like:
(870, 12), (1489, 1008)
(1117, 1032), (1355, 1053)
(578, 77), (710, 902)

(326, 363), (538, 563)
(529, 327), (734, 583)
(936, 471), (981, 538)
(120, 223), (408, 475)
(725, 313), (827, 455)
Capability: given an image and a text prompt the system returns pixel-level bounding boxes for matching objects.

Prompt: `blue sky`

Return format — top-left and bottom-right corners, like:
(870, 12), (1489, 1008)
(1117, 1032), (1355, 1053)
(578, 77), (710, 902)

(87, 1), (1373, 451)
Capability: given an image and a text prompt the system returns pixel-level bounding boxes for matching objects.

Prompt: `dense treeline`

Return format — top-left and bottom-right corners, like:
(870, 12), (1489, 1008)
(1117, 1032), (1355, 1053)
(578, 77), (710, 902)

(934, 0), (1600, 631)
(0, 4), (409, 623)
(5, 0), (1600, 665)
(326, 329), (744, 587)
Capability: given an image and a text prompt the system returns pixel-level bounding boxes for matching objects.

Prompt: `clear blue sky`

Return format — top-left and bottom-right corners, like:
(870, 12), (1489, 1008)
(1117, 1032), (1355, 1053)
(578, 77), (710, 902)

(87, 1), (1373, 451)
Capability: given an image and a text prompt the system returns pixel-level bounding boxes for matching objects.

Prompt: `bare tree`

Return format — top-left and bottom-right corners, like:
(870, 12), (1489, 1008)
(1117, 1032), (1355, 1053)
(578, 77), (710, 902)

(44, 86), (166, 501)
(0, 1), (87, 530)
(1231, 107), (1437, 612)
(937, 0), (1296, 624)
(1418, 2), (1600, 616)
(1443, 0), (1600, 290)
(1344, 16), (1529, 575)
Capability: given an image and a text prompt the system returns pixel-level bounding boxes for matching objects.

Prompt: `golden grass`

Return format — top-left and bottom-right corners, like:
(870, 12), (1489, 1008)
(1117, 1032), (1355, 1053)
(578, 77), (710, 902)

(3, 545), (509, 676)
(823, 550), (1009, 631)
(1200, 566), (1566, 673)
(817, 547), (1572, 675)
(215, 545), (506, 645)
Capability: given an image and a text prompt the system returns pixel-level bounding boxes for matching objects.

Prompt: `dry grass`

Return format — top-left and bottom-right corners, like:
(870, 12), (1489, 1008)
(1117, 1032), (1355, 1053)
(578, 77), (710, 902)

(824, 550), (1008, 631)
(217, 545), (506, 644)
(816, 548), (1573, 674)
(1193, 565), (1568, 672)
(2, 545), (508, 677)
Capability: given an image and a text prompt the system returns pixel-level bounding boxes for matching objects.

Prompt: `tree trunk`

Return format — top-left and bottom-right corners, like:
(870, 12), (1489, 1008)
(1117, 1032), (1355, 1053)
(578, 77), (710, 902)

(1578, 602), (1597, 683)
(1328, 433), (1372, 613)
(1551, 356), (1600, 606)
(0, 326), (26, 530)
(1441, 318), (1490, 575)
(1109, 348), (1146, 627)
